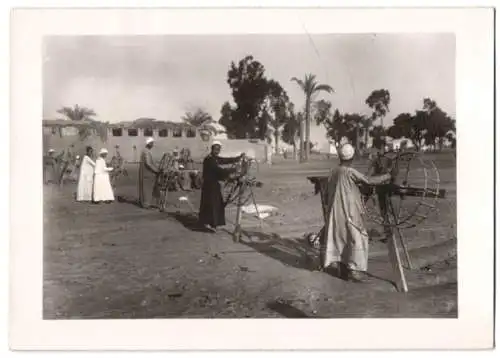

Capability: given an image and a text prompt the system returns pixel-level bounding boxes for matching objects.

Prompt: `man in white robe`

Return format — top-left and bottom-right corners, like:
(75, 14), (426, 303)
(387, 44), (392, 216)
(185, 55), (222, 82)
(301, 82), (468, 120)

(321, 143), (392, 282)
(93, 148), (115, 203)
(76, 147), (95, 202)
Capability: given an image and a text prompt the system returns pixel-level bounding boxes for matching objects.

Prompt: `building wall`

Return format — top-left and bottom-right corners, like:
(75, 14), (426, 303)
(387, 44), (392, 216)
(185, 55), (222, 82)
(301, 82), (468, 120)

(43, 126), (267, 162)
(43, 133), (106, 157)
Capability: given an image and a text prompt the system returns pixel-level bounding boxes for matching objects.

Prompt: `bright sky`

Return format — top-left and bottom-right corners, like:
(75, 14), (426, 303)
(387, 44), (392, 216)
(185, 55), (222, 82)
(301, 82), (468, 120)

(43, 34), (455, 147)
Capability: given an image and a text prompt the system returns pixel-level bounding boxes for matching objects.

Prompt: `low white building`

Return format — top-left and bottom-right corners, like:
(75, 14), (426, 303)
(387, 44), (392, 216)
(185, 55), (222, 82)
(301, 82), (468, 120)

(199, 120), (228, 140)
(387, 137), (415, 151)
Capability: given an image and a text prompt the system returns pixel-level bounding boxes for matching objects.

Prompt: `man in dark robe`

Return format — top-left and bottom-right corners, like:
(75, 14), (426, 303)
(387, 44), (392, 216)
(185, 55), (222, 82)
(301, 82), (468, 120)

(198, 141), (244, 232)
(138, 137), (160, 208)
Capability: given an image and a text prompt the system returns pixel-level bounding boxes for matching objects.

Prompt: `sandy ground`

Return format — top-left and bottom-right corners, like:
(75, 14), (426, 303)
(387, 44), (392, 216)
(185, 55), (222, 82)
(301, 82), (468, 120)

(43, 152), (457, 319)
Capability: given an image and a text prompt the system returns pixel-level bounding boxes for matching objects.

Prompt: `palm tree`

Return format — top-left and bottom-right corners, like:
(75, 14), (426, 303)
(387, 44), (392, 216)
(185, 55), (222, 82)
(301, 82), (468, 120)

(57, 104), (96, 121)
(291, 74), (333, 162)
(261, 87), (289, 155)
(57, 104), (106, 141)
(181, 108), (213, 127)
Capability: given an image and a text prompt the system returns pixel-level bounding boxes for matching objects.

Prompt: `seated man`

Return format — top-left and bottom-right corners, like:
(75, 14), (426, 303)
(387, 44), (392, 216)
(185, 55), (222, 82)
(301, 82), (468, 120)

(172, 148), (191, 191)
(43, 149), (58, 184)
(178, 148), (202, 190)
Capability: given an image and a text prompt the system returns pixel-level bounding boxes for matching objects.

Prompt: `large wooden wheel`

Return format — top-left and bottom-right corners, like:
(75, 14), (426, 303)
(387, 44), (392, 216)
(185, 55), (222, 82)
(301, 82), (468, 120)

(155, 154), (177, 211)
(362, 150), (444, 229)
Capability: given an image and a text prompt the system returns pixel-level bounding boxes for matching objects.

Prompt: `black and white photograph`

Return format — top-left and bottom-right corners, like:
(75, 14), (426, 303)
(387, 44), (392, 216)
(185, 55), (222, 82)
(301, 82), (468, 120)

(9, 6), (494, 351)
(41, 33), (458, 319)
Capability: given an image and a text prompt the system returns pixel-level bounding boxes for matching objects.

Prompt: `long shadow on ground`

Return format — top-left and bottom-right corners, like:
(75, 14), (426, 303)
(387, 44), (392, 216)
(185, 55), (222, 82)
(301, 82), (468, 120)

(236, 229), (397, 288)
(266, 300), (311, 318)
(168, 211), (215, 233)
(167, 212), (396, 287)
(116, 195), (144, 208)
(236, 229), (319, 272)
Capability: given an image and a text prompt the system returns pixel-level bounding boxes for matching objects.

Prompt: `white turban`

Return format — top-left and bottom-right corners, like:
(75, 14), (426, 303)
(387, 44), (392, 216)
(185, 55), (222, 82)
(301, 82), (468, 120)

(146, 137), (154, 145)
(99, 148), (108, 155)
(339, 144), (355, 161)
(212, 140), (222, 147)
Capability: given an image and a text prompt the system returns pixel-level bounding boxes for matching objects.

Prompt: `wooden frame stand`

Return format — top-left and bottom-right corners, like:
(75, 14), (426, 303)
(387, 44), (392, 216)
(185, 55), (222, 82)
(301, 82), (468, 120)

(383, 213), (410, 293)
(233, 180), (246, 243)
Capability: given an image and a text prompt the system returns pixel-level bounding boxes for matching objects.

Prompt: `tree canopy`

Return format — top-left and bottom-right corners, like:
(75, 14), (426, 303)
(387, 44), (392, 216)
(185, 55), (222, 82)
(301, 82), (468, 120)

(365, 89), (391, 125)
(181, 108), (213, 127)
(57, 104), (96, 122)
(281, 107), (301, 148)
(225, 56), (273, 139)
(222, 55), (294, 145)
(387, 98), (455, 150)
(57, 104), (106, 141)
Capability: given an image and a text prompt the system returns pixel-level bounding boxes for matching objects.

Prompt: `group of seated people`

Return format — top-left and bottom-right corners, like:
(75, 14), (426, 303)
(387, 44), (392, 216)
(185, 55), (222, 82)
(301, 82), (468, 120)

(168, 148), (202, 191)
(43, 148), (81, 185)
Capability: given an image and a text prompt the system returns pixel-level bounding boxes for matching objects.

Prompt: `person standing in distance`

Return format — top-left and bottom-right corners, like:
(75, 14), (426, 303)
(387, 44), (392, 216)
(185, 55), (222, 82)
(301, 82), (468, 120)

(138, 137), (160, 209)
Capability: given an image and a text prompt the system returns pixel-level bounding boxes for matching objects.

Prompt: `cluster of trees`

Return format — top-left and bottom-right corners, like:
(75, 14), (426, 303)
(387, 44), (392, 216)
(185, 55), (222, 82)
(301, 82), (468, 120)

(218, 56), (332, 161)
(219, 55), (291, 142)
(387, 98), (456, 150)
(56, 55), (455, 161)
(314, 92), (455, 153)
(216, 55), (455, 158)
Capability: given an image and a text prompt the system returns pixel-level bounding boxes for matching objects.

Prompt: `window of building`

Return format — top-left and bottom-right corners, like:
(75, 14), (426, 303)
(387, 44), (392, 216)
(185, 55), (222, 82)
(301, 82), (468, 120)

(144, 128), (153, 137)
(186, 128), (196, 138)
(159, 129), (168, 137)
(112, 128), (123, 137)
(128, 128), (138, 137)
(172, 128), (183, 138)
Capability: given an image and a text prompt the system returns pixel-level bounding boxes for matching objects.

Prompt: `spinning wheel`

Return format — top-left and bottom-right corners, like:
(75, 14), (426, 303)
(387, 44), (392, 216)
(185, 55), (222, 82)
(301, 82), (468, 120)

(109, 148), (128, 187)
(223, 157), (262, 207)
(222, 157), (264, 242)
(307, 149), (447, 293)
(58, 150), (77, 187)
(155, 153), (179, 212)
(362, 150), (445, 229)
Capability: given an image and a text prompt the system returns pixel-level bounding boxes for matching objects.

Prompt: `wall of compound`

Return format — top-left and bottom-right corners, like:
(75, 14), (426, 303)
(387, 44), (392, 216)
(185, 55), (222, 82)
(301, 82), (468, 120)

(43, 128), (268, 163)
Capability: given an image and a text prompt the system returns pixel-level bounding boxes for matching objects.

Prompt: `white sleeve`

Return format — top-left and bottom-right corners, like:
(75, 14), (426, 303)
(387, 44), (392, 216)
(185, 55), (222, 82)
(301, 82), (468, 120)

(86, 156), (96, 167)
(94, 158), (104, 173)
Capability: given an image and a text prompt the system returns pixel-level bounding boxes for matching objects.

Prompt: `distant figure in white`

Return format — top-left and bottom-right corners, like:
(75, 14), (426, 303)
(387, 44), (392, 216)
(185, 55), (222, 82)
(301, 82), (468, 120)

(93, 148), (115, 203)
(76, 146), (96, 202)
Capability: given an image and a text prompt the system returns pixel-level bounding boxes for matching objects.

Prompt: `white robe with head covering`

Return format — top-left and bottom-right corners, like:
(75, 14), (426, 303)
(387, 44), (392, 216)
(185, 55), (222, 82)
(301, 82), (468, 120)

(76, 155), (95, 201)
(93, 157), (115, 202)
